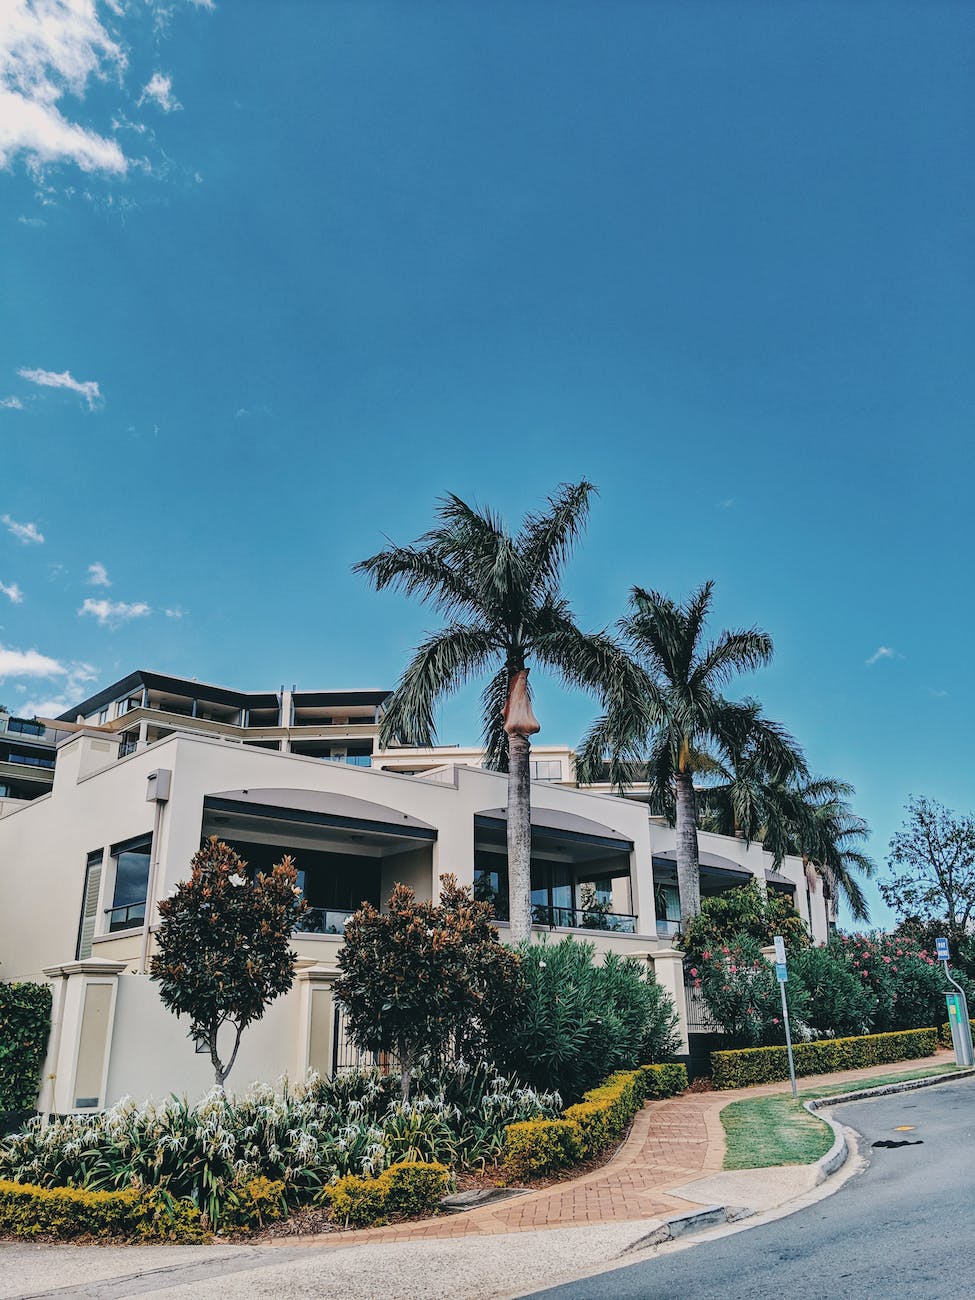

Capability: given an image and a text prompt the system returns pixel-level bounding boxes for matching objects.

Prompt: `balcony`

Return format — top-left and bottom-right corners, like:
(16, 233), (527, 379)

(105, 901), (146, 932)
(294, 907), (355, 935)
(531, 903), (638, 934)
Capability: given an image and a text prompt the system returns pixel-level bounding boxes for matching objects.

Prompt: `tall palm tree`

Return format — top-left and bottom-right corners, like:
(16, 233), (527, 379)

(354, 482), (646, 943)
(696, 699), (807, 845)
(761, 777), (874, 923)
(578, 582), (799, 926)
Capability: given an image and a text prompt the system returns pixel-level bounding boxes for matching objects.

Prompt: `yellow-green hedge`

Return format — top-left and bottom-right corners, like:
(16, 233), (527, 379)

(502, 1063), (688, 1180)
(321, 1160), (451, 1228)
(938, 1019), (975, 1049)
(0, 1180), (208, 1242)
(711, 1028), (938, 1089)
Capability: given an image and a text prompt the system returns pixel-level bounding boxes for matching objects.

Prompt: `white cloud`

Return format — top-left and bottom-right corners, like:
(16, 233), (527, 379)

(164, 607), (184, 619)
(87, 561), (110, 586)
(0, 644), (65, 679)
(18, 366), (102, 409)
(865, 646), (898, 666)
(140, 71), (179, 113)
(1, 514), (44, 544)
(0, 581), (24, 604)
(717, 498), (735, 511)
(0, 396), (24, 409)
(19, 659), (98, 719)
(0, 1), (128, 176)
(79, 596), (150, 626)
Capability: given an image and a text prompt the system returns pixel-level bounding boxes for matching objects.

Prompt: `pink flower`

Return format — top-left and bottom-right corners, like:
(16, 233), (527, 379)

(883, 956), (891, 963)
(772, 1017), (780, 1024)
(721, 946), (730, 955)
(730, 965), (738, 974)
(702, 950), (712, 960)
(690, 967), (698, 977)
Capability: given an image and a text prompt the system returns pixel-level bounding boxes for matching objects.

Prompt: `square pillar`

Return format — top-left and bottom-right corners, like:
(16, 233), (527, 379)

(40, 960), (126, 1113)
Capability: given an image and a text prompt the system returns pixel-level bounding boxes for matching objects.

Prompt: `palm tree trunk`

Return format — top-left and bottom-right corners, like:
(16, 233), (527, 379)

(507, 731), (533, 943)
(674, 772), (702, 925)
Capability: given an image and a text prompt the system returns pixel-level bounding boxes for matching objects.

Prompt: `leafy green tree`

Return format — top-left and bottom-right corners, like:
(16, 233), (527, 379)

(880, 796), (975, 953)
(689, 934), (810, 1048)
(500, 937), (680, 1100)
(355, 483), (643, 941)
(334, 877), (523, 1101)
(789, 945), (874, 1038)
(762, 777), (874, 922)
(579, 581), (803, 924)
(150, 837), (307, 1087)
(679, 880), (809, 971)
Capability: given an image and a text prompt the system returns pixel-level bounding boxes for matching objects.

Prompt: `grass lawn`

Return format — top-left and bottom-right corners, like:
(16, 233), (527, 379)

(722, 1062), (965, 1170)
(721, 1096), (834, 1169)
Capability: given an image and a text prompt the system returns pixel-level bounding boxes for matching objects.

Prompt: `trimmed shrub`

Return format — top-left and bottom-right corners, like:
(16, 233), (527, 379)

(0, 982), (52, 1117)
(711, 1027), (938, 1089)
(321, 1160), (450, 1228)
(0, 1180), (207, 1242)
(503, 938), (680, 1101)
(502, 1063), (688, 1178)
(220, 1177), (287, 1231)
(938, 1019), (975, 1049)
(501, 1119), (583, 1182)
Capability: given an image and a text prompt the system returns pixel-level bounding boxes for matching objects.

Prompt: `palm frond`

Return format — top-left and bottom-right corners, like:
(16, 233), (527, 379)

(378, 624), (499, 747)
(353, 545), (480, 617)
(519, 480), (596, 594)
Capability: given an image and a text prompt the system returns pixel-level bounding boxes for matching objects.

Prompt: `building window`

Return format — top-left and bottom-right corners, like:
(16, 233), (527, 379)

(529, 759), (563, 781)
(107, 834), (151, 931)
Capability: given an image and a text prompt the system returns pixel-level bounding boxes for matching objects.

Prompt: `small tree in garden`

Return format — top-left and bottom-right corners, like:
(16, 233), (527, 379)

(690, 935), (810, 1047)
(881, 796), (975, 957)
(679, 880), (808, 972)
(150, 837), (307, 1088)
(335, 876), (523, 1102)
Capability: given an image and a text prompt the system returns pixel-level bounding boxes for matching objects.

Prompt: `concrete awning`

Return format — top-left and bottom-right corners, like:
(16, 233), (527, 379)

(206, 787), (437, 839)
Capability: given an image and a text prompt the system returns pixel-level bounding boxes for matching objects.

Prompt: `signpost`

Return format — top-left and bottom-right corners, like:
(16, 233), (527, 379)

(937, 937), (974, 1068)
(773, 934), (798, 1097)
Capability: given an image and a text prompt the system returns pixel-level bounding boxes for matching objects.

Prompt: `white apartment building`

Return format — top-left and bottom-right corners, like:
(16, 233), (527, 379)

(0, 671), (832, 1111)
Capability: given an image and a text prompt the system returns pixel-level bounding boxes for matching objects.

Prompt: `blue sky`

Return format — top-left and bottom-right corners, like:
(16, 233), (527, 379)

(2, 1), (972, 927)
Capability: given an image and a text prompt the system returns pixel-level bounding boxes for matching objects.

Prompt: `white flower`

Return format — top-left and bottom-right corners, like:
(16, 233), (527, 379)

(228, 873), (246, 887)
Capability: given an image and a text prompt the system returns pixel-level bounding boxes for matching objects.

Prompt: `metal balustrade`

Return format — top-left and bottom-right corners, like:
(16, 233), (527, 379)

(530, 903), (638, 934)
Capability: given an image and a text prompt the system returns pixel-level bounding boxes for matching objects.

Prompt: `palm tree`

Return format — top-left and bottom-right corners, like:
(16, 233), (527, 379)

(578, 582), (799, 926)
(761, 777), (874, 923)
(354, 482), (645, 943)
(696, 699), (807, 845)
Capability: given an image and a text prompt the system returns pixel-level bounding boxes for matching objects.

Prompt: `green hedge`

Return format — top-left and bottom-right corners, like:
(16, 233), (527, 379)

(0, 983), (52, 1116)
(320, 1160), (451, 1228)
(711, 1027), (938, 1089)
(0, 1180), (208, 1242)
(502, 1062), (688, 1180)
(938, 1019), (975, 1049)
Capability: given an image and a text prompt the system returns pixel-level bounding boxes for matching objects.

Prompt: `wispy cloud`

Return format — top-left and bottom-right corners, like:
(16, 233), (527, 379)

(0, 1), (128, 176)
(0, 580), (23, 604)
(20, 660), (98, 720)
(926, 687), (949, 698)
(140, 72), (180, 113)
(79, 597), (151, 626)
(0, 396), (24, 410)
(18, 367), (102, 409)
(2, 514), (44, 545)
(86, 561), (110, 587)
(865, 646), (899, 666)
(164, 607), (185, 619)
(717, 497), (735, 511)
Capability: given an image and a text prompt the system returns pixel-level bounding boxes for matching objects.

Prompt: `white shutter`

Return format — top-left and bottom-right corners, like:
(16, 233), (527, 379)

(76, 857), (102, 960)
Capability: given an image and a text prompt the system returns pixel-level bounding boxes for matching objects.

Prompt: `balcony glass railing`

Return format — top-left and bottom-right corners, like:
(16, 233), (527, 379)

(295, 907), (355, 935)
(6, 718), (46, 737)
(531, 904), (638, 934)
(105, 901), (146, 932)
(3, 752), (55, 769)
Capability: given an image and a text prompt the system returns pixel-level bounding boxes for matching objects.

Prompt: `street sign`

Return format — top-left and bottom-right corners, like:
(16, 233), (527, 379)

(936, 937), (950, 961)
(775, 962), (788, 982)
(773, 935), (787, 964)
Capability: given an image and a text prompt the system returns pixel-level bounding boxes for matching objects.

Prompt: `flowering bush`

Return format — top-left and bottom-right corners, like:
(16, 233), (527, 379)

(0, 1064), (559, 1228)
(828, 932), (956, 1032)
(789, 944), (874, 1038)
(690, 935), (810, 1047)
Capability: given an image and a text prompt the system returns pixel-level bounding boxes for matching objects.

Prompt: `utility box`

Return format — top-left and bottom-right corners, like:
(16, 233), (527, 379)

(146, 769), (172, 803)
(945, 992), (974, 1068)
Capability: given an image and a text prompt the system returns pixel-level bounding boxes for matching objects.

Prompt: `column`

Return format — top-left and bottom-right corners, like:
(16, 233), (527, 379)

(39, 960), (126, 1114)
(647, 946), (690, 1055)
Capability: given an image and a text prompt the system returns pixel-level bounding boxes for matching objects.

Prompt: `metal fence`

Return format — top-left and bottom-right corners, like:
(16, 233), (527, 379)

(684, 986), (723, 1035)
(331, 1002), (394, 1075)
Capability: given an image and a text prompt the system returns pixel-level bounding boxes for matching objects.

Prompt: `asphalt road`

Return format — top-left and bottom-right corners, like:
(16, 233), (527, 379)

(528, 1076), (975, 1300)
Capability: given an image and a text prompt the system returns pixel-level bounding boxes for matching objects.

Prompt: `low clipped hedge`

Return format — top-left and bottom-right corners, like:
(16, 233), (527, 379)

(0, 983), (52, 1124)
(711, 1028), (938, 1089)
(938, 1019), (975, 1049)
(0, 1180), (208, 1242)
(502, 1062), (688, 1181)
(321, 1160), (451, 1228)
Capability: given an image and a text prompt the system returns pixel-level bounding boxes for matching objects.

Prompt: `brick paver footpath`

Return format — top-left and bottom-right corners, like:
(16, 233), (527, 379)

(281, 1050), (957, 1250)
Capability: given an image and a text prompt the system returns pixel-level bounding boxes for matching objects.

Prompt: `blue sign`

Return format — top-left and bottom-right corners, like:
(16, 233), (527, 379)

(775, 962), (788, 982)
(936, 937), (950, 961)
